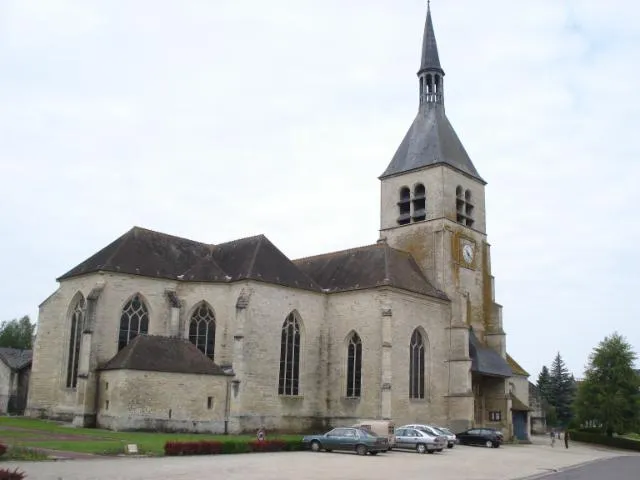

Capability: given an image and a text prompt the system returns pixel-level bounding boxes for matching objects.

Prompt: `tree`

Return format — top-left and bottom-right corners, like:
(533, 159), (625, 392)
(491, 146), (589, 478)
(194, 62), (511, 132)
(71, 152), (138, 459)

(547, 352), (576, 426)
(0, 316), (35, 350)
(537, 365), (551, 400)
(574, 332), (640, 436)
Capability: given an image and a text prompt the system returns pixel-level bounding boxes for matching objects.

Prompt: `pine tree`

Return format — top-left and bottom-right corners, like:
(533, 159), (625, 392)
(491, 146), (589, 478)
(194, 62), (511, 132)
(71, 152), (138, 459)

(548, 352), (575, 426)
(574, 332), (640, 436)
(537, 365), (551, 401)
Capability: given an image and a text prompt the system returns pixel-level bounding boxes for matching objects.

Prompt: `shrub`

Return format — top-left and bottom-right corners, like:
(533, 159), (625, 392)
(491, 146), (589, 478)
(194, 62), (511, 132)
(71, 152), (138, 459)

(0, 468), (27, 480)
(569, 430), (640, 452)
(163, 438), (303, 456)
(0, 444), (6, 458)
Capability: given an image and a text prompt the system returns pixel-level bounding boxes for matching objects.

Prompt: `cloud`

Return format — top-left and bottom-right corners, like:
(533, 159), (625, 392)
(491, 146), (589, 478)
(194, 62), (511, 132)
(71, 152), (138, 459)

(1, 0), (638, 378)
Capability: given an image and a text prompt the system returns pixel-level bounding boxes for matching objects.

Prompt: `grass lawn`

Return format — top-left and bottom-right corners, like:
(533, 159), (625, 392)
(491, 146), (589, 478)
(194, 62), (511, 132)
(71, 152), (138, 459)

(0, 417), (302, 456)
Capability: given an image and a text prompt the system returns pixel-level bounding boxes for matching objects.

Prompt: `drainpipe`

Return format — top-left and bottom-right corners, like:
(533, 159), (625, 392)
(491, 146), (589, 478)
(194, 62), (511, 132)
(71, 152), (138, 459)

(224, 376), (231, 435)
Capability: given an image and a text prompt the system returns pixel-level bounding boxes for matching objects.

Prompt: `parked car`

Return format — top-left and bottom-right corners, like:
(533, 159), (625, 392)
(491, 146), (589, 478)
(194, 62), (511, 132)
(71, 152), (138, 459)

(401, 424), (447, 451)
(482, 427), (504, 443)
(302, 427), (389, 456)
(394, 427), (442, 454)
(456, 428), (502, 448)
(352, 420), (396, 450)
(431, 426), (458, 448)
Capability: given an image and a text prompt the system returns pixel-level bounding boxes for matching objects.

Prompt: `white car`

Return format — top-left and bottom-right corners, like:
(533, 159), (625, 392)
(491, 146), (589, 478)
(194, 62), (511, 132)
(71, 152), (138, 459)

(431, 425), (458, 448)
(399, 424), (447, 451)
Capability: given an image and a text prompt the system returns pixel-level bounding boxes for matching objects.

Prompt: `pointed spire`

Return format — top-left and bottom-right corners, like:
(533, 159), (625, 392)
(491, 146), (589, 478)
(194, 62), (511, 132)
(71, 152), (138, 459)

(419, 2), (443, 75)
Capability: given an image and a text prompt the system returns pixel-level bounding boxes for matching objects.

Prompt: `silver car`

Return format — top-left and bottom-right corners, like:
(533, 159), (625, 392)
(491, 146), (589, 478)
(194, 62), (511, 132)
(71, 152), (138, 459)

(401, 424), (447, 451)
(432, 425), (458, 448)
(394, 427), (442, 454)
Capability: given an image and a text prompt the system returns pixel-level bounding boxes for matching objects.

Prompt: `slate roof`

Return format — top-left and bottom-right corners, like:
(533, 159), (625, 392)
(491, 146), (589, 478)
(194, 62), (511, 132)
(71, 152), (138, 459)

(100, 335), (229, 376)
(58, 227), (322, 292)
(469, 328), (513, 378)
(0, 348), (32, 371)
(380, 5), (484, 183)
(419, 4), (443, 74)
(510, 392), (533, 411)
(380, 107), (484, 182)
(293, 242), (448, 299)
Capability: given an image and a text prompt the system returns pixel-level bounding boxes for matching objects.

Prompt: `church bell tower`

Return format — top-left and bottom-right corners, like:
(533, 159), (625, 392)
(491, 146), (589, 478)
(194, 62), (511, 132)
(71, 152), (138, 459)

(379, 3), (511, 432)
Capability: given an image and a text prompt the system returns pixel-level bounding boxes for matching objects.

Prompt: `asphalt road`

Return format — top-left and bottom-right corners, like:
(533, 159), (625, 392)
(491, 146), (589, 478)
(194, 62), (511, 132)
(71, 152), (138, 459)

(537, 456), (640, 480)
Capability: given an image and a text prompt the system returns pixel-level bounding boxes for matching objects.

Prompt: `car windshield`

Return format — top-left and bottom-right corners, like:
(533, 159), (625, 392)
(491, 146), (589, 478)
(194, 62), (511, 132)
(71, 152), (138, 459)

(357, 429), (375, 438)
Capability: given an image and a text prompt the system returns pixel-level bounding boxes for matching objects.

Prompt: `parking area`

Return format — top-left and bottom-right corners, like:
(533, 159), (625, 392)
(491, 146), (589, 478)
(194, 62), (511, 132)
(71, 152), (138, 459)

(5, 437), (639, 480)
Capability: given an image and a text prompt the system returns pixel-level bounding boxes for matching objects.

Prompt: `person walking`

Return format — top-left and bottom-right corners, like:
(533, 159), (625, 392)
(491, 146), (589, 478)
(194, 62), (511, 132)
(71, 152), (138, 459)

(550, 429), (556, 447)
(564, 428), (569, 449)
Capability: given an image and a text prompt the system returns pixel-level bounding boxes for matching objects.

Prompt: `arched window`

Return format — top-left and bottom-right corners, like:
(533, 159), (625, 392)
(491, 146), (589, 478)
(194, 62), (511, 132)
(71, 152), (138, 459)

(409, 329), (425, 399)
(66, 295), (85, 388)
(456, 185), (475, 227)
(278, 312), (301, 396)
(346, 332), (362, 398)
(189, 302), (215, 360)
(118, 294), (149, 351)
(398, 187), (411, 225)
(412, 183), (426, 221)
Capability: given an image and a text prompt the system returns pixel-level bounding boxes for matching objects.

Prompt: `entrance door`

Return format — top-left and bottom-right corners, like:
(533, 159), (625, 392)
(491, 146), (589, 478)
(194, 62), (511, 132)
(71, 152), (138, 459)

(512, 411), (527, 440)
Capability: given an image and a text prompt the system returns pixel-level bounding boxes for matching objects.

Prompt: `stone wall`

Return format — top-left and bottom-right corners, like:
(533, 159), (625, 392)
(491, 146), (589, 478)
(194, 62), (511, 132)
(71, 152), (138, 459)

(97, 369), (230, 433)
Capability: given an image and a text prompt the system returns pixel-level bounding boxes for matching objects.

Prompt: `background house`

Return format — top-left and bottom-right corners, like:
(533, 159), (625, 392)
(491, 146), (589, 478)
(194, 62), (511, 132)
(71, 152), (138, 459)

(0, 347), (32, 414)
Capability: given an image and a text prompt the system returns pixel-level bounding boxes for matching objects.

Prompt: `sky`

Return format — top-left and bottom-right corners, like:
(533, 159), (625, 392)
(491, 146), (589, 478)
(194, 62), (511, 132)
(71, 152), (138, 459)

(1, 0), (638, 380)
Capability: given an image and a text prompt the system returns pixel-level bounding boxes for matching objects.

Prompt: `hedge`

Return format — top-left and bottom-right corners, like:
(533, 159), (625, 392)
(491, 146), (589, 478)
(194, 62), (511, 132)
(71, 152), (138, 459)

(164, 439), (303, 456)
(569, 430), (640, 452)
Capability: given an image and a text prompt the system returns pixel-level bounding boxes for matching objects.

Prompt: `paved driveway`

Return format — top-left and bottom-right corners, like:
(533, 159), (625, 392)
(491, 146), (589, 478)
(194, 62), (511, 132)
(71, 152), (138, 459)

(4, 437), (639, 480)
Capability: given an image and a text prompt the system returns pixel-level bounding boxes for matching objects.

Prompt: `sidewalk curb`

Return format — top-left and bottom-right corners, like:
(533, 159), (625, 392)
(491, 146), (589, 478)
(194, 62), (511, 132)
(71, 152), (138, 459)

(512, 457), (613, 480)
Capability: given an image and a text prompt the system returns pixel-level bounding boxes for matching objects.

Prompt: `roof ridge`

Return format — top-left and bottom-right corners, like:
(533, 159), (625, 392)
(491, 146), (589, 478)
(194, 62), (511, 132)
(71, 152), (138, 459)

(293, 243), (381, 263)
(131, 226), (213, 247)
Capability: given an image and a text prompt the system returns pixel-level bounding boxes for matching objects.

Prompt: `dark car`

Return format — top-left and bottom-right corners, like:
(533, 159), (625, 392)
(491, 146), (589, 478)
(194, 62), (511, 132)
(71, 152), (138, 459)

(302, 427), (389, 456)
(456, 427), (502, 448)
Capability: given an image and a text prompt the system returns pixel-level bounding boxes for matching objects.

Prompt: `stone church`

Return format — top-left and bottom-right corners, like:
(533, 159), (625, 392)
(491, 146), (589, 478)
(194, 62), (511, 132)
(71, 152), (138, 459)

(26, 5), (531, 438)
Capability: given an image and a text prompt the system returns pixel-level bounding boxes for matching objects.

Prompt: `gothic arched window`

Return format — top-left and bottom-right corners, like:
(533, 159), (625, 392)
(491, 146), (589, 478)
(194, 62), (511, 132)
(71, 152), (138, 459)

(346, 332), (362, 398)
(278, 312), (301, 396)
(409, 329), (425, 399)
(66, 295), (85, 388)
(189, 302), (216, 360)
(118, 294), (149, 351)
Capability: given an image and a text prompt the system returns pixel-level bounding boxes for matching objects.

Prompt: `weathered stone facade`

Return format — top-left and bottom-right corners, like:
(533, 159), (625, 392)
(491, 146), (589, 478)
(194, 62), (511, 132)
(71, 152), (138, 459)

(26, 4), (529, 435)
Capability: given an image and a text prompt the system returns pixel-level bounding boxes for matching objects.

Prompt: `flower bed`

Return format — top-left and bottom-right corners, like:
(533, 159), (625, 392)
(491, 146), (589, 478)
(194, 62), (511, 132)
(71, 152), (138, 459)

(164, 438), (302, 456)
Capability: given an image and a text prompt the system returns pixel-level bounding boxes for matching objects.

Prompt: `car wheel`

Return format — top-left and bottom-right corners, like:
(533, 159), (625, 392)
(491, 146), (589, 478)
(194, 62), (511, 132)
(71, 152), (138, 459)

(485, 440), (493, 448)
(436, 448), (443, 452)
(356, 444), (368, 456)
(370, 451), (378, 456)
(310, 441), (321, 452)
(493, 442), (500, 448)
(427, 449), (435, 454)
(447, 444), (454, 449)
(416, 443), (427, 454)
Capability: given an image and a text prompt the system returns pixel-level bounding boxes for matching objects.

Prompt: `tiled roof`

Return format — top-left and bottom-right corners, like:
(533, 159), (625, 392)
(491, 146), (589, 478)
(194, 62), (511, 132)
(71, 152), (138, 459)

(58, 227), (322, 292)
(0, 348), (32, 371)
(294, 242), (448, 299)
(506, 354), (530, 377)
(99, 335), (229, 376)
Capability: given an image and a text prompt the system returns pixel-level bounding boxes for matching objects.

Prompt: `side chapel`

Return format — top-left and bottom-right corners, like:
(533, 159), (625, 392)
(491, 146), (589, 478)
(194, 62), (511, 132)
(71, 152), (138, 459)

(26, 5), (532, 439)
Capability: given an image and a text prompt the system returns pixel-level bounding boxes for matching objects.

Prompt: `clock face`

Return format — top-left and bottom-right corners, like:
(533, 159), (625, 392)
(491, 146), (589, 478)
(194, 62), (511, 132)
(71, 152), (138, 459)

(462, 244), (474, 264)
